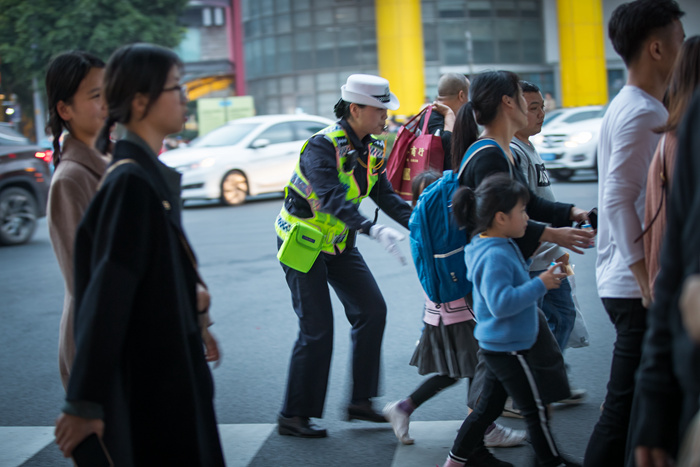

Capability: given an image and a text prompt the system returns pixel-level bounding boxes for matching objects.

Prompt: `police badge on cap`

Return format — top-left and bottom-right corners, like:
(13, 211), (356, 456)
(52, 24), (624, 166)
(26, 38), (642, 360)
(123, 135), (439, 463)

(340, 74), (400, 110)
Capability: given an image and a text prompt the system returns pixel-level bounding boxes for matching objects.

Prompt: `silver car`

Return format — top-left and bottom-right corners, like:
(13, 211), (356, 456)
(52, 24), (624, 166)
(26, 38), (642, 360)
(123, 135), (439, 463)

(161, 114), (333, 205)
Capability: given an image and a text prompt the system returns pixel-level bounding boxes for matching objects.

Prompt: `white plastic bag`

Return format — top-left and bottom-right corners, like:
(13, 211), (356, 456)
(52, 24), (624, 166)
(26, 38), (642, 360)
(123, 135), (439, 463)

(566, 267), (590, 349)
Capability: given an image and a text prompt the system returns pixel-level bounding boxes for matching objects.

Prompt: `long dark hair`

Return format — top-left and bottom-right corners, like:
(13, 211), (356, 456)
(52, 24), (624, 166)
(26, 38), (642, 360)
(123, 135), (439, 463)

(450, 70), (522, 171)
(97, 43), (183, 154)
(656, 35), (700, 134)
(452, 173), (529, 236)
(45, 51), (105, 168)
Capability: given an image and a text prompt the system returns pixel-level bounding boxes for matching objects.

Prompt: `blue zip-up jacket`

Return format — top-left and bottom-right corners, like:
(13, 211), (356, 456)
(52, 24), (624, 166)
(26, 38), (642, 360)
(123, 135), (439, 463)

(466, 235), (548, 352)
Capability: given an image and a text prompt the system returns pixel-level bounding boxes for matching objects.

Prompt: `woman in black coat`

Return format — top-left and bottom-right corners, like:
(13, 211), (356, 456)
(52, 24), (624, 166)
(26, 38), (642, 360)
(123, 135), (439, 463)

(54, 44), (224, 466)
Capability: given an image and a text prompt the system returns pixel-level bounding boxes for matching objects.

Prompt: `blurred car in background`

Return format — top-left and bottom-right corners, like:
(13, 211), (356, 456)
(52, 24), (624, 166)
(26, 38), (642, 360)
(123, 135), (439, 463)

(532, 106), (606, 181)
(161, 114), (334, 206)
(542, 105), (604, 129)
(0, 124), (53, 245)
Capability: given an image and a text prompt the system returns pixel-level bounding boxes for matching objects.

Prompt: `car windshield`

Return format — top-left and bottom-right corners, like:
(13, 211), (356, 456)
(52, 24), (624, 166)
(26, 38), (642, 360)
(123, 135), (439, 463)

(543, 109), (564, 126)
(189, 122), (258, 148)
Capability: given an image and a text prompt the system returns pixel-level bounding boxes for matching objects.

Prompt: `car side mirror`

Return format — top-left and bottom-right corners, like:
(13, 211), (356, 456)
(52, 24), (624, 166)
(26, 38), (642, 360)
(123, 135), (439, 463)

(251, 138), (270, 149)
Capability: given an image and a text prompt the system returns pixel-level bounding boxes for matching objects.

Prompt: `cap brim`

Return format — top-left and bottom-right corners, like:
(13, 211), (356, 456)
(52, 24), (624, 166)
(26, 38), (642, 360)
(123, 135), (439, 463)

(341, 87), (400, 110)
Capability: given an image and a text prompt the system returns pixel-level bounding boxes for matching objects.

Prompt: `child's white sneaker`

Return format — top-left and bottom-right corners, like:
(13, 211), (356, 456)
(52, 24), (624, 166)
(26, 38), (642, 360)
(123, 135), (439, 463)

(484, 423), (527, 447)
(382, 401), (414, 445)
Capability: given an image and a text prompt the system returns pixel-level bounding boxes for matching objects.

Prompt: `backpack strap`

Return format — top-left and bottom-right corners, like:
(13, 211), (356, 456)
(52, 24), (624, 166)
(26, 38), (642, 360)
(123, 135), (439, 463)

(457, 138), (513, 181)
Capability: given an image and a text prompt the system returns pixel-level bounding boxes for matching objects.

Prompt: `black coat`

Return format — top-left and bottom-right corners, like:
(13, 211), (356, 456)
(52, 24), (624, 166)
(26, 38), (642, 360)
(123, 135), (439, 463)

(627, 91), (700, 459)
(459, 144), (573, 258)
(67, 140), (224, 466)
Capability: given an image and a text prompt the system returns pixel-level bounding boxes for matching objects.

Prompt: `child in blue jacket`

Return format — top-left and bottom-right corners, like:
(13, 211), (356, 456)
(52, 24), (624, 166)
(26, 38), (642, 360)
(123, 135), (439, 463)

(442, 173), (579, 467)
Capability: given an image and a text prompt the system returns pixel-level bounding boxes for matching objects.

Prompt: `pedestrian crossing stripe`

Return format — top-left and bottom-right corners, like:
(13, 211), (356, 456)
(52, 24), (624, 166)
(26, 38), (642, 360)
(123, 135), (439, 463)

(0, 421), (495, 467)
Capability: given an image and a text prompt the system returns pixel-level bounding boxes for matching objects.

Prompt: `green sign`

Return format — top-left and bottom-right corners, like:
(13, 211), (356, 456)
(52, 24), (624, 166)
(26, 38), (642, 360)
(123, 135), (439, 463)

(197, 96), (255, 136)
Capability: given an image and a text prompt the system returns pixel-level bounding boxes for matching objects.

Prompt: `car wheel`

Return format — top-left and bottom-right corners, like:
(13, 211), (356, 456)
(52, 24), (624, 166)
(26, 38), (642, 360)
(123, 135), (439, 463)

(549, 169), (574, 181)
(220, 170), (248, 206)
(0, 186), (38, 246)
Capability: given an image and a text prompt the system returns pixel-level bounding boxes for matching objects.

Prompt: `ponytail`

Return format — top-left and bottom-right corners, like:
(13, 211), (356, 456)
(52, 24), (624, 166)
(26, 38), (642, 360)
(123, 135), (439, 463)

(453, 173), (529, 237)
(96, 116), (116, 155)
(451, 101), (479, 171)
(452, 186), (477, 235)
(47, 110), (64, 168)
(333, 98), (366, 119)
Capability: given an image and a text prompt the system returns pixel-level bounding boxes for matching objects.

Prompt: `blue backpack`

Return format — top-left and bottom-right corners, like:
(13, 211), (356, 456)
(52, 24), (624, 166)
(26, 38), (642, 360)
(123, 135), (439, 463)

(409, 139), (509, 304)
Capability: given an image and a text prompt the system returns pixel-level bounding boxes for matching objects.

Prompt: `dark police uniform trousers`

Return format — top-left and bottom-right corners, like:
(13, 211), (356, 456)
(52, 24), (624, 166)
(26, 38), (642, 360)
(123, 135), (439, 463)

(278, 237), (386, 418)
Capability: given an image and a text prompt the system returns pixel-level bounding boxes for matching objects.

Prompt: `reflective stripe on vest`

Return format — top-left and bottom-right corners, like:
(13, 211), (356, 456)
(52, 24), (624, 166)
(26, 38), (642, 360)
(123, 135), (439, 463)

(274, 123), (385, 254)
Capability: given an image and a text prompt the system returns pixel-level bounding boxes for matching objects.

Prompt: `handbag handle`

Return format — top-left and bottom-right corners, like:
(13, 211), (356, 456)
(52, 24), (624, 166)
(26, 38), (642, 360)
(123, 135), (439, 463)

(420, 105), (434, 135)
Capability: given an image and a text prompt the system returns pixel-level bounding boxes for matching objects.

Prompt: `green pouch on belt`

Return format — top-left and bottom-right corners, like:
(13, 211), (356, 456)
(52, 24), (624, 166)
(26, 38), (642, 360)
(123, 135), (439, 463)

(277, 222), (323, 273)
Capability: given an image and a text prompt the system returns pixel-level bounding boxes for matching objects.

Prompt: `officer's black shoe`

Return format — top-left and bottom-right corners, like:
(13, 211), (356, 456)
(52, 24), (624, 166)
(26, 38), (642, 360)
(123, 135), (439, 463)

(346, 402), (388, 423)
(278, 414), (327, 438)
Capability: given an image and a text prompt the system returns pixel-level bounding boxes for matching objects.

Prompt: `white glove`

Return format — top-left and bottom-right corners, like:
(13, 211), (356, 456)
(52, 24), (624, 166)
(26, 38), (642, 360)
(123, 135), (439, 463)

(369, 224), (407, 265)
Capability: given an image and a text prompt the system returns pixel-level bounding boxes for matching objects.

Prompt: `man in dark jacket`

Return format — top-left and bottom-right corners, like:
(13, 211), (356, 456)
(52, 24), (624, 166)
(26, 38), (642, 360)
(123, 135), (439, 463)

(627, 91), (700, 467)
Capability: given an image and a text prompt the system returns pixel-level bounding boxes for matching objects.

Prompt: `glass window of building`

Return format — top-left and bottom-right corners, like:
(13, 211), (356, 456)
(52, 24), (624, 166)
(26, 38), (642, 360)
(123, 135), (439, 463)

(316, 30), (337, 69)
(338, 29), (360, 67)
(275, 0), (290, 14)
(277, 35), (293, 74)
(296, 95), (315, 115)
(335, 6), (358, 23)
(292, 0), (310, 10)
(260, 0), (273, 15)
(496, 19), (520, 62)
(314, 8), (333, 26)
(276, 14), (292, 33)
(467, 20), (495, 63)
(297, 75), (315, 94)
(521, 19), (543, 63)
(495, 0), (517, 17)
(438, 1), (465, 18)
(467, 0), (492, 17)
(294, 32), (314, 71)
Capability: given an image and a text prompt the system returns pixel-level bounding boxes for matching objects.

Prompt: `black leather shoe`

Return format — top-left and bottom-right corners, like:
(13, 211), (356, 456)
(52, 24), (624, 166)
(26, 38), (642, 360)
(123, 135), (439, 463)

(277, 414), (327, 438)
(346, 403), (388, 423)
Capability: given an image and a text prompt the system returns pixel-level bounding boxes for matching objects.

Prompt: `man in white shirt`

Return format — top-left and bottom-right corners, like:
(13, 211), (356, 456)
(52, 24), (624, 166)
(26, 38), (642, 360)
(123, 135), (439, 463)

(586, 1), (685, 466)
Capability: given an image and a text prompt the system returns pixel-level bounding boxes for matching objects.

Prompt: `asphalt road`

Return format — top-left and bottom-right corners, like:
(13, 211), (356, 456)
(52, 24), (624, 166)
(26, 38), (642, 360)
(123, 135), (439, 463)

(0, 172), (618, 466)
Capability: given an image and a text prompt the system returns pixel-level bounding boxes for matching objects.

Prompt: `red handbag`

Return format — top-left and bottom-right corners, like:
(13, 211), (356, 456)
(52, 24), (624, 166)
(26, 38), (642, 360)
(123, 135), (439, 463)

(386, 106), (445, 200)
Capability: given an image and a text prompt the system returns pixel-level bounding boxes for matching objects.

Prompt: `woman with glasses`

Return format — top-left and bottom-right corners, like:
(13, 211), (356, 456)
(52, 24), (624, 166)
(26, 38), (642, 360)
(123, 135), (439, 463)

(54, 43), (224, 466)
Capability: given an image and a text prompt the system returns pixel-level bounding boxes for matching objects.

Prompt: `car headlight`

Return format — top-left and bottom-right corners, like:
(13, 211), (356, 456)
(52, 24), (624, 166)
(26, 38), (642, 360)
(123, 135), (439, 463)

(564, 131), (593, 148)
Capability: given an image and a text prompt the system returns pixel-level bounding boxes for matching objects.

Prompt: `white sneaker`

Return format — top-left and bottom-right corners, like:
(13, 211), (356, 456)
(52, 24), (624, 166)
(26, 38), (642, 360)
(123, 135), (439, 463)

(382, 401), (414, 445)
(484, 423), (527, 447)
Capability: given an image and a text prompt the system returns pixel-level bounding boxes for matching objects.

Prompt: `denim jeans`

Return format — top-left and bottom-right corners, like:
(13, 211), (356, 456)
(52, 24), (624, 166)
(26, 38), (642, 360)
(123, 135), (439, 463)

(530, 271), (577, 351)
(584, 298), (647, 467)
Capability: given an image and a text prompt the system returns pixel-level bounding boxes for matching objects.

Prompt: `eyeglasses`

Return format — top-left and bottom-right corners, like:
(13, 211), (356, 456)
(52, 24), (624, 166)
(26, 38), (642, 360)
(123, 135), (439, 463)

(163, 84), (188, 102)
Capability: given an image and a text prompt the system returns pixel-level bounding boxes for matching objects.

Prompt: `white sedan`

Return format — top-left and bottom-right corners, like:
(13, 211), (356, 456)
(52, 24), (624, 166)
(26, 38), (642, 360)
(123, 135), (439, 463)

(161, 114), (334, 205)
(532, 106), (606, 181)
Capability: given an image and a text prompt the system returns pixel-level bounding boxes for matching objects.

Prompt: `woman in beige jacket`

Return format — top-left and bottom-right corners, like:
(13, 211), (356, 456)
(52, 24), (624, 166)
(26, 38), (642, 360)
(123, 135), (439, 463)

(45, 51), (110, 389)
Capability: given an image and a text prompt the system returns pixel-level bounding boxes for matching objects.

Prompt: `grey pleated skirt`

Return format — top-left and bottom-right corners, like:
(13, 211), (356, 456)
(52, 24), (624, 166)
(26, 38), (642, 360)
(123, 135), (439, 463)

(409, 319), (480, 379)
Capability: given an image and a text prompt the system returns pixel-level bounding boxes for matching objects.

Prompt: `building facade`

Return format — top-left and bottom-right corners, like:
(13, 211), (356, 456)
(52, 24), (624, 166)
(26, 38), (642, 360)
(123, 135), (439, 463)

(237, 0), (700, 118)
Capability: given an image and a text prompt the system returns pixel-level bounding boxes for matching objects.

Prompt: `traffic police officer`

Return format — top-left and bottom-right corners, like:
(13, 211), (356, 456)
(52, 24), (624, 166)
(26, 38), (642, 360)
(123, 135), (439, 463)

(275, 74), (412, 437)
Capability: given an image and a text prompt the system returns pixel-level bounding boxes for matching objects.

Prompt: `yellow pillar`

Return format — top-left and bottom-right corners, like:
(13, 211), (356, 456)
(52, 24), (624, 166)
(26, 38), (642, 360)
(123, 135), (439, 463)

(557, 0), (608, 107)
(375, 0), (425, 116)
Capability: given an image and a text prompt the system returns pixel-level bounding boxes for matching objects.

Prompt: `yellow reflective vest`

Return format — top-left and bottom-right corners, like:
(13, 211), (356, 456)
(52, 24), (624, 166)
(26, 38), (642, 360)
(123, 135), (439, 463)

(274, 123), (386, 254)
